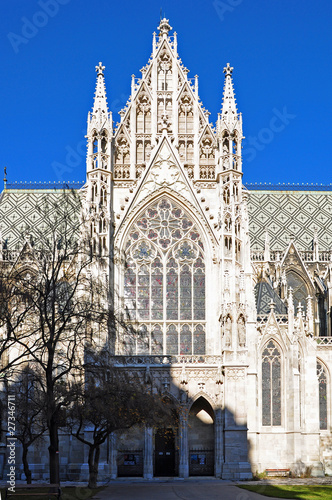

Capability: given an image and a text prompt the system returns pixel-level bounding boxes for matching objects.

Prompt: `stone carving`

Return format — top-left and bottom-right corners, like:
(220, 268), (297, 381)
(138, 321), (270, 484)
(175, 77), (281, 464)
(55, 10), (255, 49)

(140, 144), (189, 199)
(226, 368), (245, 380)
(238, 316), (246, 347)
(224, 316), (232, 348)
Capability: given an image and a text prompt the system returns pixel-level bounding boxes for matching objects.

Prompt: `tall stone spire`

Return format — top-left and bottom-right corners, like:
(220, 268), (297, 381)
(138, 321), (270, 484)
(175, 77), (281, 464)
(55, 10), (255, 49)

(92, 62), (109, 117)
(92, 62), (108, 126)
(221, 63), (238, 128)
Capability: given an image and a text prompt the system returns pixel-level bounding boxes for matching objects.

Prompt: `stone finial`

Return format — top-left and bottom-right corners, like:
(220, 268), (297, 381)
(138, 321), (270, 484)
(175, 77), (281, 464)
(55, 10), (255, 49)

(3, 166), (7, 189)
(158, 18), (172, 36)
(297, 301), (303, 318)
(269, 299), (275, 312)
(306, 295), (314, 334)
(288, 287), (294, 335)
(95, 62), (105, 76)
(195, 74), (199, 95)
(281, 270), (287, 299)
(152, 31), (157, 52)
(223, 63), (233, 77)
(288, 287), (294, 311)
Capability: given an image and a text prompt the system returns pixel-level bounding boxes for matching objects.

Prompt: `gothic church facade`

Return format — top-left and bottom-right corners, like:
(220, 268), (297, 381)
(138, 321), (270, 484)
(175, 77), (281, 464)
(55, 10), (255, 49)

(1, 19), (332, 479)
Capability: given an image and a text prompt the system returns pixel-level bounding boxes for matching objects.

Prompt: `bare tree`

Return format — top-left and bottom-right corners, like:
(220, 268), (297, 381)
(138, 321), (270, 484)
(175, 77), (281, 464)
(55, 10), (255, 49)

(0, 190), (110, 484)
(8, 366), (47, 483)
(67, 347), (176, 489)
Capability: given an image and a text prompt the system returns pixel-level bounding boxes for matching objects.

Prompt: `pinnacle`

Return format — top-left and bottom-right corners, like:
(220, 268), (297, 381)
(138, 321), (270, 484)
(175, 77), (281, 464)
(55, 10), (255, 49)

(92, 61), (108, 116)
(158, 17), (172, 36)
(221, 63), (238, 125)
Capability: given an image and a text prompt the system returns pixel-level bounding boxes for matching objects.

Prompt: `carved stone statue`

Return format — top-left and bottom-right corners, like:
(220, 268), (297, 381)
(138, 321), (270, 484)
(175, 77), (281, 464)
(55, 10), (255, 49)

(238, 316), (246, 347)
(224, 316), (232, 348)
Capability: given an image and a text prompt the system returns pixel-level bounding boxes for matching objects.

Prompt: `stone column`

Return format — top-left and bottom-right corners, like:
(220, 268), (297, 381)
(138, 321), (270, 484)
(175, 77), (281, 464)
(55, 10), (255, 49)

(143, 426), (153, 479)
(179, 409), (189, 478)
(214, 409), (223, 478)
(109, 432), (117, 479)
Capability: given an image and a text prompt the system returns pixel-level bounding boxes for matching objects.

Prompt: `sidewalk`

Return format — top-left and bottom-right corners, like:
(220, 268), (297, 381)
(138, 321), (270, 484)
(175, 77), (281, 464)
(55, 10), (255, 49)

(89, 477), (332, 500)
(91, 481), (278, 500)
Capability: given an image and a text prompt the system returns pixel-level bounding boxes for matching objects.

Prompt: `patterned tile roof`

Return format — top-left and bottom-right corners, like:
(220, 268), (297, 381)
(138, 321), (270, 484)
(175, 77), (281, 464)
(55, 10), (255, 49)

(1, 185), (332, 254)
(0, 188), (82, 251)
(255, 280), (288, 316)
(247, 189), (332, 251)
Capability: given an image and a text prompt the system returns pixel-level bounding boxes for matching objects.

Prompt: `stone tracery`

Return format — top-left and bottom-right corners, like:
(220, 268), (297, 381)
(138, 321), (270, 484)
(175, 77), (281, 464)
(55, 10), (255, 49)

(123, 197), (206, 356)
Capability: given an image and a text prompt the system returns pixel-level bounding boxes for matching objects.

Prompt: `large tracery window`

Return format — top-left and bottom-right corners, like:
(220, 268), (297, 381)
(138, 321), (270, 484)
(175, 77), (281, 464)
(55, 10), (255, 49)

(317, 361), (328, 430)
(262, 340), (282, 426)
(123, 198), (206, 355)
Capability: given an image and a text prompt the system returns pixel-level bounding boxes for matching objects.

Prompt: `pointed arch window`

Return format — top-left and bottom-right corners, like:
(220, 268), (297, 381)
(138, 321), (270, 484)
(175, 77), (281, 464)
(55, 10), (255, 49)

(262, 340), (282, 426)
(286, 271), (308, 314)
(100, 187), (107, 208)
(92, 133), (98, 169)
(317, 361), (327, 430)
(93, 135), (98, 154)
(123, 198), (206, 355)
(101, 131), (108, 154)
(91, 184), (98, 203)
(223, 187), (230, 205)
(224, 214), (231, 232)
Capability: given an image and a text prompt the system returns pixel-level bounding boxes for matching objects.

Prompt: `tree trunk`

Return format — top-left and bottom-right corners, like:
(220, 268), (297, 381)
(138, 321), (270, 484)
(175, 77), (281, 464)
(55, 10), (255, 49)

(22, 445), (32, 484)
(88, 445), (100, 489)
(48, 415), (60, 485)
(46, 356), (60, 485)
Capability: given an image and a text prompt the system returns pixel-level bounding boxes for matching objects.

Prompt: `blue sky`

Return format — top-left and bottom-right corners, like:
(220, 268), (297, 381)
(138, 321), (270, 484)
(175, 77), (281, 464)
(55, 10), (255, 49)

(0, 0), (331, 189)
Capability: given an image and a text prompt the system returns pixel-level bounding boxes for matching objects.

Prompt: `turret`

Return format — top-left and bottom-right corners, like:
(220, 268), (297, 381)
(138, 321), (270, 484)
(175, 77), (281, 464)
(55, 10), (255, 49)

(218, 64), (255, 354)
(217, 63), (243, 175)
(87, 62), (113, 173)
(218, 64), (245, 270)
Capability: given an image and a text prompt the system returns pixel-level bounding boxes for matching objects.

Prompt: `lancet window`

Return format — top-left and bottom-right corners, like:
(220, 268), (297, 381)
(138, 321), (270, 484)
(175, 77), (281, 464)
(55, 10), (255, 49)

(179, 91), (194, 134)
(114, 132), (130, 179)
(123, 198), (206, 356)
(101, 131), (108, 154)
(199, 133), (215, 180)
(286, 271), (308, 314)
(262, 340), (282, 426)
(136, 91), (151, 134)
(317, 361), (327, 430)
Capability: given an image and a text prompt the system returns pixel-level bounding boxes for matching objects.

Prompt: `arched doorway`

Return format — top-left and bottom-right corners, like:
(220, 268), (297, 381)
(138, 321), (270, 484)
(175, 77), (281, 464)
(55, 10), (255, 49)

(188, 397), (214, 476)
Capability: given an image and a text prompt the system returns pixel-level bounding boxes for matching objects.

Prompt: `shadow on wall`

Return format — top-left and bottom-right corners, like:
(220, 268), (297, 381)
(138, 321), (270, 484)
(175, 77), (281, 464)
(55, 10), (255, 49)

(113, 371), (253, 480)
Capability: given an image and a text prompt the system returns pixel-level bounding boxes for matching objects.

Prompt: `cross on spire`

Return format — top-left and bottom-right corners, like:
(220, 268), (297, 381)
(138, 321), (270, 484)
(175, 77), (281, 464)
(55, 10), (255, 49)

(223, 63), (233, 77)
(95, 62), (105, 76)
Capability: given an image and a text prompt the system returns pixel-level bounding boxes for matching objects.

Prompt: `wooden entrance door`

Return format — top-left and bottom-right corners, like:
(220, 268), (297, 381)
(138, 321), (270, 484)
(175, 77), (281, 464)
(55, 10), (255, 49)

(154, 428), (176, 476)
